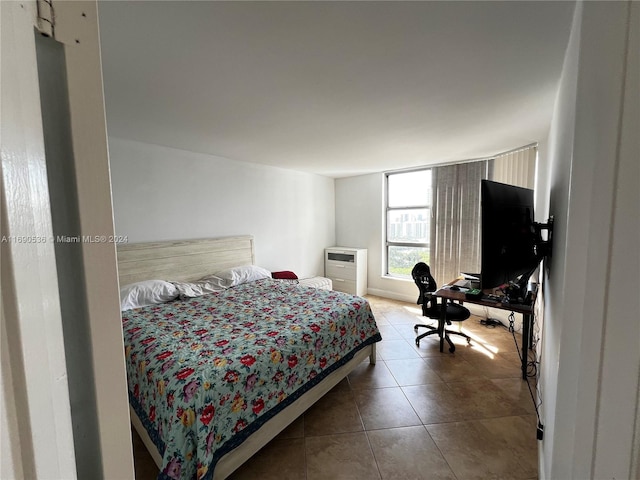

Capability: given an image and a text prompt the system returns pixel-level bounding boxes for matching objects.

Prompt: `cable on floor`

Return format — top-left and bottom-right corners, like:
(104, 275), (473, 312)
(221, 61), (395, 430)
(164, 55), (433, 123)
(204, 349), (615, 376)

(480, 318), (502, 328)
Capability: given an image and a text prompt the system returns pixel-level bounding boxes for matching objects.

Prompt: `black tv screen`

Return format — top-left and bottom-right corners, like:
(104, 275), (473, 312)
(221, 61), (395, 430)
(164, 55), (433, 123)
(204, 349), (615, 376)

(481, 180), (538, 290)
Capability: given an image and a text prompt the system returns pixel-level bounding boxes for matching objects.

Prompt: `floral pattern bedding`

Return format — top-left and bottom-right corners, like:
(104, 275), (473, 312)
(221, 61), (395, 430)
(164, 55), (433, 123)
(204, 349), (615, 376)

(122, 278), (381, 480)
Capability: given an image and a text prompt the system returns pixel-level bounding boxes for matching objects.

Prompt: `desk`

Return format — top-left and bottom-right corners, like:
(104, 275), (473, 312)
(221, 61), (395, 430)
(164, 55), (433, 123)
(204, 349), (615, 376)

(434, 285), (535, 380)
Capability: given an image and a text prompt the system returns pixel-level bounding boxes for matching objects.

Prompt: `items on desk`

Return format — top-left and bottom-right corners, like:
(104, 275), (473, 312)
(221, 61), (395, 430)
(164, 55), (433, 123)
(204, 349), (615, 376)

(502, 282), (524, 303)
(465, 288), (483, 300)
(446, 277), (474, 292)
(462, 288), (504, 302)
(501, 281), (535, 305)
(451, 278), (471, 289)
(460, 272), (481, 290)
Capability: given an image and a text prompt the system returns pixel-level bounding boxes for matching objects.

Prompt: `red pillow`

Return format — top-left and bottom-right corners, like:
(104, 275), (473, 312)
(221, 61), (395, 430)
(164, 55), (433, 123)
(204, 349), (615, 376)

(271, 270), (298, 280)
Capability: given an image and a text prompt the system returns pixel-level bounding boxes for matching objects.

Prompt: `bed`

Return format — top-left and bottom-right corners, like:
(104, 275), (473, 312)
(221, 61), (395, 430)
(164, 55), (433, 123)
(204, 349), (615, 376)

(117, 236), (381, 480)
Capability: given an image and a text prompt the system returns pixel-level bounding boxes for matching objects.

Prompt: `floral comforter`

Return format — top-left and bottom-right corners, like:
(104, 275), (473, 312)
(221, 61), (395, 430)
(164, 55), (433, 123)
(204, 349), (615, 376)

(122, 278), (381, 480)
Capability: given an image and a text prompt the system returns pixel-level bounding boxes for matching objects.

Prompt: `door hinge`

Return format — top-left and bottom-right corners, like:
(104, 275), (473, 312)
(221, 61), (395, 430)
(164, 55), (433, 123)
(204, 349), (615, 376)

(36, 0), (54, 37)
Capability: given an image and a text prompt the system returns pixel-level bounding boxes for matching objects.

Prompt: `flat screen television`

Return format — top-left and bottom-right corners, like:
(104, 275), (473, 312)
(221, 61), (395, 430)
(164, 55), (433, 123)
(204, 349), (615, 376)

(480, 180), (539, 292)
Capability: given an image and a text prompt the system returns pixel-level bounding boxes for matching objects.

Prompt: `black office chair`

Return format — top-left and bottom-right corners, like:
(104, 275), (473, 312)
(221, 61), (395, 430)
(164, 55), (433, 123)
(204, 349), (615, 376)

(411, 262), (472, 353)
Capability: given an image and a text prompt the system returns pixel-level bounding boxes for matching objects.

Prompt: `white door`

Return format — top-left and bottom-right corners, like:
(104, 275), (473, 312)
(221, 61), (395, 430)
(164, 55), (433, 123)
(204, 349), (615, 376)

(1, 1), (134, 478)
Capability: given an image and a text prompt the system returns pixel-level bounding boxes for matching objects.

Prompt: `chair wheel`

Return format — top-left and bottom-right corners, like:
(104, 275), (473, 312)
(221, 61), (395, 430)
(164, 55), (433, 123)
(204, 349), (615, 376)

(449, 346), (456, 353)
(415, 339), (420, 347)
(413, 326), (418, 333)
(467, 338), (471, 345)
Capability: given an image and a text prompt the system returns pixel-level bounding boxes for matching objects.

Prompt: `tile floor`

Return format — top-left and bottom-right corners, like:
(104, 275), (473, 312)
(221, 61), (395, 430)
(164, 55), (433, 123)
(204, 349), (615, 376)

(132, 295), (539, 479)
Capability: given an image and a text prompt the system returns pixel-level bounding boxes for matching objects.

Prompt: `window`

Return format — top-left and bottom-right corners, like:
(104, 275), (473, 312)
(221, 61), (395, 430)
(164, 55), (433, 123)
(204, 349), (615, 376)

(385, 161), (490, 280)
(385, 169), (432, 277)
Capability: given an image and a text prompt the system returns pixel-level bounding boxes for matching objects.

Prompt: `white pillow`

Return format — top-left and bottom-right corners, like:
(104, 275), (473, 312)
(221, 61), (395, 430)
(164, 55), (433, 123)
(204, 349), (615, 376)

(120, 280), (179, 311)
(171, 278), (227, 299)
(202, 265), (271, 287)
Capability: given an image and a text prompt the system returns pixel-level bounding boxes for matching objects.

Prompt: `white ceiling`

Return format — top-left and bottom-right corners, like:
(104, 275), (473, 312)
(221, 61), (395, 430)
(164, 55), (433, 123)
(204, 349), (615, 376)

(98, 1), (575, 178)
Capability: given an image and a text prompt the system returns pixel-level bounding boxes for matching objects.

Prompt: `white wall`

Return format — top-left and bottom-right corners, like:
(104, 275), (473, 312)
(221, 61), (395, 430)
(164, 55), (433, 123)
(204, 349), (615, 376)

(335, 173), (421, 302)
(108, 137), (335, 278)
(536, 4), (581, 475)
(539, 1), (639, 478)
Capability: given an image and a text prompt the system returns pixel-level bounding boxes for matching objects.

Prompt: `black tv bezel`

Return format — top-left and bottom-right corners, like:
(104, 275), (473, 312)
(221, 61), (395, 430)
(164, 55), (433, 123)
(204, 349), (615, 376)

(480, 180), (539, 292)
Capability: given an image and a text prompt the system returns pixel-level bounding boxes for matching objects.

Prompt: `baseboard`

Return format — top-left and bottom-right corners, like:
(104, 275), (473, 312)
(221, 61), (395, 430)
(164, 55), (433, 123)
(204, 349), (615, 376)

(365, 288), (416, 304)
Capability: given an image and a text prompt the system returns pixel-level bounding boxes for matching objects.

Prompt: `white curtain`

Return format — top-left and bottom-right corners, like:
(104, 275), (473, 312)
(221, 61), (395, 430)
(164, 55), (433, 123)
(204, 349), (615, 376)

(428, 145), (535, 284)
(430, 161), (489, 284)
(492, 144), (537, 189)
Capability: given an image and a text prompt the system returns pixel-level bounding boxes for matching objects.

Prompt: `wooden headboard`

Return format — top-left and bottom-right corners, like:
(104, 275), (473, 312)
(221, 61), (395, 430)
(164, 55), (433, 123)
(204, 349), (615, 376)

(116, 235), (255, 286)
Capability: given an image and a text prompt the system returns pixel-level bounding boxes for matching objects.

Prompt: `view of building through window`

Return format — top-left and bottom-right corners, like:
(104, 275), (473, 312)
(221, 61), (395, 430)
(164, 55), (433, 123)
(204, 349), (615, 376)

(386, 169), (432, 277)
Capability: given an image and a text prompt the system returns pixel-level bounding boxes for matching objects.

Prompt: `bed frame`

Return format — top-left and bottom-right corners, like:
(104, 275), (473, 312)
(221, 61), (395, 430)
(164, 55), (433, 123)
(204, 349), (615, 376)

(117, 235), (376, 479)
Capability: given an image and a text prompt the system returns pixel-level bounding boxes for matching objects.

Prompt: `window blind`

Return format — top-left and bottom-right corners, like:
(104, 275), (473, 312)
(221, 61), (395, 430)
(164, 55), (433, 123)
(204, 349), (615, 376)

(430, 161), (489, 283)
(492, 144), (537, 189)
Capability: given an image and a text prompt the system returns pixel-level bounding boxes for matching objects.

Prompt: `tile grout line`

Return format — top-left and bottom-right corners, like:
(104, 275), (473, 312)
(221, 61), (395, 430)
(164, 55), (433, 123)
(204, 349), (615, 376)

(349, 374), (384, 480)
